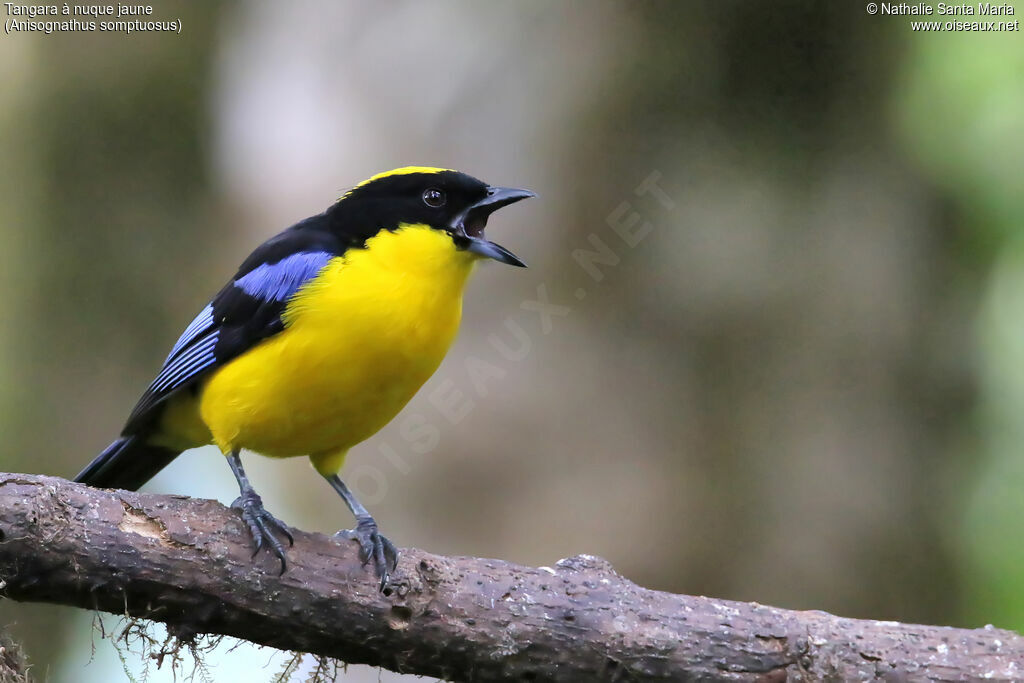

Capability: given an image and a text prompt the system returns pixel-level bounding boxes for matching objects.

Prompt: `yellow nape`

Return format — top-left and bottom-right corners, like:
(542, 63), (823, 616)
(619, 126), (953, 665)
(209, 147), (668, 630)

(189, 223), (476, 473)
(342, 166), (452, 199)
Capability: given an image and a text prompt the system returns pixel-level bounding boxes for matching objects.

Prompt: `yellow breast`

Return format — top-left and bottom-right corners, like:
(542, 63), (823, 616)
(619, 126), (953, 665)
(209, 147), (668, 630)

(193, 224), (475, 460)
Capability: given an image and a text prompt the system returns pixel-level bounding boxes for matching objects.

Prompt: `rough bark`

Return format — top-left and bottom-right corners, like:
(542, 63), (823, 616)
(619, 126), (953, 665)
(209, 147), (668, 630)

(0, 472), (1020, 681)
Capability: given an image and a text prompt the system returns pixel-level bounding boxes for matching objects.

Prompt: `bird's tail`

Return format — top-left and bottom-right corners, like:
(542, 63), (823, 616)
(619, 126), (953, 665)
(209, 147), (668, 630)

(74, 435), (180, 491)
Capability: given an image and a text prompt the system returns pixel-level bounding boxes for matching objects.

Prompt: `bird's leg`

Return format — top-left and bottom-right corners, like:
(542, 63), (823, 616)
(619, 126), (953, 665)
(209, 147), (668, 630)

(227, 450), (294, 574)
(326, 474), (398, 591)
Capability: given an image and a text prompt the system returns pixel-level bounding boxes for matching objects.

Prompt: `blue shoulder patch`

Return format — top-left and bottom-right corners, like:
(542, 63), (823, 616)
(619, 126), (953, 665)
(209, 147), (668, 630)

(234, 251), (332, 302)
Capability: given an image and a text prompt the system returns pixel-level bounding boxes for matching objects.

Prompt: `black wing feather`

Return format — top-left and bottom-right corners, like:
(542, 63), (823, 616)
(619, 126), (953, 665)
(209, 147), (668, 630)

(122, 219), (342, 435)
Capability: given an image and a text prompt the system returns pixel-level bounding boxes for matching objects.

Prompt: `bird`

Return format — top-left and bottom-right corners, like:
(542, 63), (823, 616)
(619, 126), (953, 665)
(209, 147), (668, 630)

(75, 166), (535, 590)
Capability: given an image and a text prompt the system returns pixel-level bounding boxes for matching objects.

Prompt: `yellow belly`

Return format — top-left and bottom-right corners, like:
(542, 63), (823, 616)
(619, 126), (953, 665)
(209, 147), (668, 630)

(159, 224), (475, 471)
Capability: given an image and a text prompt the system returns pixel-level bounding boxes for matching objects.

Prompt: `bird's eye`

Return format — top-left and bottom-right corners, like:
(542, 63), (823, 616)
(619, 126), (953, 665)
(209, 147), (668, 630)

(422, 188), (446, 208)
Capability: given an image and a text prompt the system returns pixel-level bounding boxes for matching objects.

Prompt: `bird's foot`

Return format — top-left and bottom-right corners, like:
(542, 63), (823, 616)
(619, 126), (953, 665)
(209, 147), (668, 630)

(231, 489), (294, 575)
(336, 516), (398, 592)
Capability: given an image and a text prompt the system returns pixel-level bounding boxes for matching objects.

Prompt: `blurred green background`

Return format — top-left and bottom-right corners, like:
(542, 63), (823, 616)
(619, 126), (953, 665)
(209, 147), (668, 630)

(2, 1), (1023, 680)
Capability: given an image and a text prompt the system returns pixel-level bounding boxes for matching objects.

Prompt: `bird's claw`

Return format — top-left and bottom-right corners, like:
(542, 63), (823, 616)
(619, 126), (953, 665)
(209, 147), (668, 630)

(231, 490), (294, 575)
(336, 516), (398, 592)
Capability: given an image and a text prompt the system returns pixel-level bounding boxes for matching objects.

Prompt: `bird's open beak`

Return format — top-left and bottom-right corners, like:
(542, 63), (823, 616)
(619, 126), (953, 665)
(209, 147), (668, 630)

(452, 186), (535, 267)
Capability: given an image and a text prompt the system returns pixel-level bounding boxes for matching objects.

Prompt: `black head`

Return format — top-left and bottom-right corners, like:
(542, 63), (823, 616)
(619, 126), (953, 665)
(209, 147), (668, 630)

(327, 167), (535, 266)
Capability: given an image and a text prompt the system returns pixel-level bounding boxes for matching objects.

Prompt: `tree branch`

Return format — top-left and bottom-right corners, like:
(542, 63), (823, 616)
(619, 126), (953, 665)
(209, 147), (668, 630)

(0, 472), (1020, 681)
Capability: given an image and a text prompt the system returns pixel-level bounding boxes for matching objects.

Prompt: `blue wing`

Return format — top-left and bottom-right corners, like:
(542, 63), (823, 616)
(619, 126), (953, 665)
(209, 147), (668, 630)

(165, 303), (214, 364)
(234, 251), (335, 301)
(123, 235), (336, 434)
